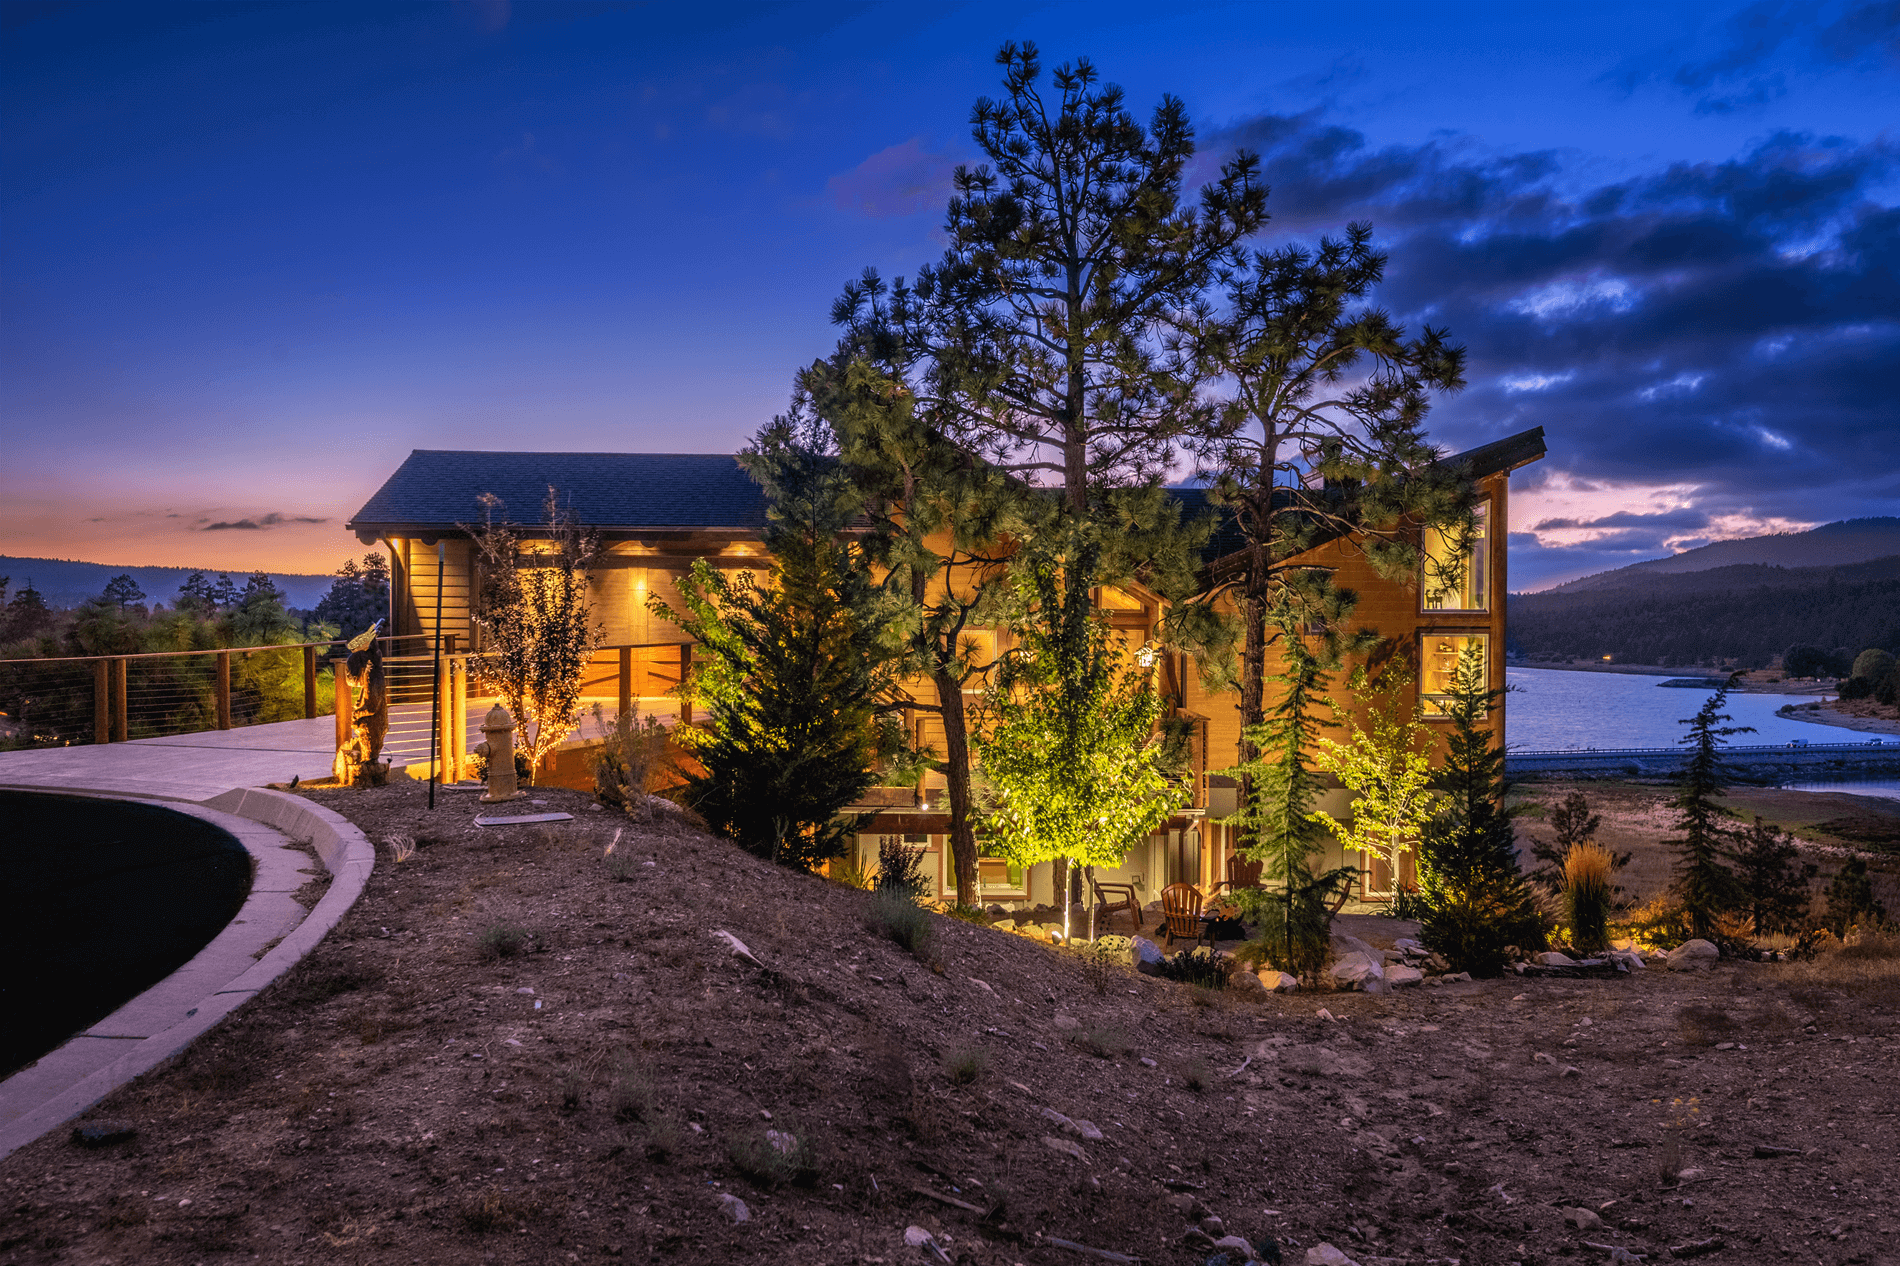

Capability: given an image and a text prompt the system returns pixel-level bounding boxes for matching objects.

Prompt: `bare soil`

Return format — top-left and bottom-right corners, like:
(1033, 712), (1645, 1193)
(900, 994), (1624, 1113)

(4, 778), (1900, 1266)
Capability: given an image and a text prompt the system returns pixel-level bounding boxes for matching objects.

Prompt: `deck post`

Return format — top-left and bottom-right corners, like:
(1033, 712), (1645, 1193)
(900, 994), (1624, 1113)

(451, 654), (468, 781)
(678, 643), (692, 725)
(110, 657), (127, 742)
(618, 646), (632, 720)
(333, 657), (351, 752)
(435, 654), (452, 791)
(93, 660), (110, 744)
(216, 651), (232, 729)
(303, 645), (318, 719)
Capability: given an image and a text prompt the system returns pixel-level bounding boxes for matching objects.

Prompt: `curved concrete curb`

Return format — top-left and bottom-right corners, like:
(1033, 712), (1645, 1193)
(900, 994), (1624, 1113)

(0, 788), (374, 1163)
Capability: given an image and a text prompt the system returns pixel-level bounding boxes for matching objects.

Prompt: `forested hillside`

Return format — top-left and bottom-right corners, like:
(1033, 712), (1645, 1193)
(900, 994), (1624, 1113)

(1509, 559), (1900, 667)
(1547, 517), (1900, 593)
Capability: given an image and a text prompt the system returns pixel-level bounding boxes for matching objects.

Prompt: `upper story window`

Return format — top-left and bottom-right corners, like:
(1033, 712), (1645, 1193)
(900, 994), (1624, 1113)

(1421, 502), (1489, 613)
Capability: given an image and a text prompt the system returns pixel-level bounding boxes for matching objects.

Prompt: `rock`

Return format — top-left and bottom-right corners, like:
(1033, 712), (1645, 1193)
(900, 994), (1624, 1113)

(904, 1225), (950, 1260)
(1331, 932), (1382, 962)
(1559, 1065), (1581, 1078)
(1181, 1227), (1216, 1250)
(1562, 1206), (1605, 1230)
(1132, 936), (1166, 975)
(70, 1121), (136, 1148)
(1608, 950), (1644, 971)
(1306, 1244), (1363, 1266)
(1262, 969), (1301, 993)
(1668, 939), (1720, 970)
(1393, 937), (1425, 954)
(992, 918), (1017, 932)
(1441, 971), (1472, 982)
(1070, 1117), (1104, 1141)
(1330, 951), (1386, 991)
(1201, 1215), (1227, 1236)
(717, 1192), (750, 1223)
(1214, 1234), (1255, 1255)
(1041, 923), (1070, 942)
(1229, 968), (1267, 995)
(1163, 1191), (1209, 1220)
(1042, 1134), (1090, 1163)
(1536, 951), (1580, 967)
(1385, 964), (1424, 987)
(985, 903), (1008, 918)
(1533, 1052), (1557, 1065)
(1053, 1014), (1081, 1030)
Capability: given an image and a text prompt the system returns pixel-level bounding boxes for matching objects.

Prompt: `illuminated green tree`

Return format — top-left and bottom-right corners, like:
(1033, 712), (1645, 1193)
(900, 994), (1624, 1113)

(470, 488), (607, 778)
(973, 527), (1185, 942)
(1308, 663), (1435, 904)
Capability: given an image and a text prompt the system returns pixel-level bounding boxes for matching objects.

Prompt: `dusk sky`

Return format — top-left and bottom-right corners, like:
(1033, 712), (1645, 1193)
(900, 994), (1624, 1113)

(3, 0), (1895, 591)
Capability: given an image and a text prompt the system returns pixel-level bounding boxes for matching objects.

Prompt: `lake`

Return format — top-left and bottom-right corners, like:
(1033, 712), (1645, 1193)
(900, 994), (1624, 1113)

(1504, 667), (1899, 801)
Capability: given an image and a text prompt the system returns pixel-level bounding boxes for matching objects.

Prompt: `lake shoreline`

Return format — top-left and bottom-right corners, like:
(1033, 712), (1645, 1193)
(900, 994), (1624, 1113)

(1506, 658), (1837, 695)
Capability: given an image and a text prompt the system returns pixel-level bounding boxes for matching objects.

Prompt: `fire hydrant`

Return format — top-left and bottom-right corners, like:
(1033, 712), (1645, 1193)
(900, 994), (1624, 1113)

(476, 703), (523, 803)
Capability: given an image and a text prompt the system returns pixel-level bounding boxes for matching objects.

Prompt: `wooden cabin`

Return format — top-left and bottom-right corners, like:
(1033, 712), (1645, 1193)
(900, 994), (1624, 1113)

(347, 428), (1545, 912)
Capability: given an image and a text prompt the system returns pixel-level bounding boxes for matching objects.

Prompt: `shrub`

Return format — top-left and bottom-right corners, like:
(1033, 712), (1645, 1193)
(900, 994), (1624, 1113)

(875, 836), (929, 899)
(592, 703), (669, 815)
(1851, 648), (1896, 686)
(1419, 867), (1549, 977)
(942, 1048), (989, 1086)
(1563, 843), (1615, 954)
(385, 833), (417, 864)
(1824, 858), (1888, 935)
(477, 925), (533, 960)
(1153, 948), (1230, 989)
(729, 1121), (817, 1187)
(867, 887), (935, 960)
(1839, 675), (1873, 700)
(1070, 1024), (1129, 1059)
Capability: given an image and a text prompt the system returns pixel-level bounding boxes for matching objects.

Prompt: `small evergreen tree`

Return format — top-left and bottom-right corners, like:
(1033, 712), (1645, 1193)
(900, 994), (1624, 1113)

(1824, 858), (1887, 935)
(1416, 640), (1546, 976)
(1732, 816), (1815, 936)
(469, 488), (608, 778)
(973, 525), (1187, 943)
(101, 574), (145, 611)
(1671, 675), (1749, 940)
(652, 412), (908, 872)
(1217, 597), (1358, 983)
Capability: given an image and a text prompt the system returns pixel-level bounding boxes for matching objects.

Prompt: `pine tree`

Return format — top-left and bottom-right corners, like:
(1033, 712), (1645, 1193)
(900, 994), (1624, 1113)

(101, 574), (145, 611)
(1823, 858), (1887, 935)
(314, 554), (391, 640)
(653, 411), (908, 872)
(1416, 640), (1546, 976)
(1732, 816), (1814, 936)
(1184, 222), (1473, 791)
(973, 525), (1186, 943)
(1671, 675), (1749, 940)
(803, 352), (1020, 905)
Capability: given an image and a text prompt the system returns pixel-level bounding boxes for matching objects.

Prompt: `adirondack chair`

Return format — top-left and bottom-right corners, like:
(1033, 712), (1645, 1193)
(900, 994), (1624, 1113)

(1089, 874), (1142, 934)
(1159, 883), (1206, 947)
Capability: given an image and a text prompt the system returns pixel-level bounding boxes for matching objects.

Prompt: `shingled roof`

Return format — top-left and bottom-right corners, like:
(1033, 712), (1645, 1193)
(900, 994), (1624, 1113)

(347, 450), (768, 540)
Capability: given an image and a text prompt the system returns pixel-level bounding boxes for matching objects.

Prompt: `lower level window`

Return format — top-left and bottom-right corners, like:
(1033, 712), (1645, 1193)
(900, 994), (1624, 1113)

(1419, 632), (1489, 717)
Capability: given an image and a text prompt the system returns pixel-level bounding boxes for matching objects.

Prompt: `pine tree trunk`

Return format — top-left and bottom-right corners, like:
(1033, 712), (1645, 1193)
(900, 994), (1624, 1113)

(935, 665), (980, 908)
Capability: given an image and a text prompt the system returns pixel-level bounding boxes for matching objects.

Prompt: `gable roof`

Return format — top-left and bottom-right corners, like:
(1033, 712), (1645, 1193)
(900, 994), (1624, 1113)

(1167, 426), (1547, 567)
(347, 450), (768, 539)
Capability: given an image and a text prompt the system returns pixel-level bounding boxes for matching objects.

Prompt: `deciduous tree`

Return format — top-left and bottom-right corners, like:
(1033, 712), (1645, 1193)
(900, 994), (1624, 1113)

(1308, 663), (1435, 905)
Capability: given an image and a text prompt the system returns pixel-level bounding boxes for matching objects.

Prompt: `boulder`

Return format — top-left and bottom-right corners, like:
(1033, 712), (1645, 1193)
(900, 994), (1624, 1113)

(992, 918), (1017, 932)
(1307, 1244), (1363, 1266)
(1331, 931), (1382, 962)
(1330, 950), (1386, 991)
(1385, 963), (1424, 987)
(1213, 1235), (1256, 1256)
(1261, 969), (1301, 993)
(1609, 950), (1645, 971)
(716, 1192), (750, 1223)
(1132, 936), (1166, 976)
(1667, 939), (1721, 970)
(1536, 951), (1580, 967)
(1228, 968), (1267, 996)
(1393, 937), (1426, 955)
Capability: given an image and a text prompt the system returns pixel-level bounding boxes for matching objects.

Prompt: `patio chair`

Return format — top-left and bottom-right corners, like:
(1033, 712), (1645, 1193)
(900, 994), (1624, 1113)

(1159, 883), (1206, 947)
(1089, 875), (1142, 934)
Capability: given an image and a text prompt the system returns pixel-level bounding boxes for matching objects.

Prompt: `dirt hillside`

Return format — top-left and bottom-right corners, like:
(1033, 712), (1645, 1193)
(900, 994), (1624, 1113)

(2, 779), (1897, 1265)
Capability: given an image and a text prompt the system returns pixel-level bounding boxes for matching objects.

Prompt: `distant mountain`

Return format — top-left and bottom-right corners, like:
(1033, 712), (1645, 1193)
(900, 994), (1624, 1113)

(1509, 554), (1900, 668)
(0, 556), (334, 611)
(1542, 518), (1900, 594)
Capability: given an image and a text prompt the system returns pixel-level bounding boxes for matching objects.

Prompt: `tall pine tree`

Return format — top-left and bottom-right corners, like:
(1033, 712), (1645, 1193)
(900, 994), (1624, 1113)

(1671, 676), (1748, 940)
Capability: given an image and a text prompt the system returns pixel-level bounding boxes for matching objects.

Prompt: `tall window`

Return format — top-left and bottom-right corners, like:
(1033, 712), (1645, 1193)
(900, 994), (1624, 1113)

(1419, 633), (1489, 717)
(1421, 502), (1488, 612)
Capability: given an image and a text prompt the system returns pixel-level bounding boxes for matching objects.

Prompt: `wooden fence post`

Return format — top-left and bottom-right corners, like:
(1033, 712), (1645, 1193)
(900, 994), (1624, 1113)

(94, 660), (110, 744)
(618, 646), (633, 719)
(678, 643), (693, 725)
(303, 645), (318, 720)
(450, 654), (468, 781)
(216, 651), (232, 730)
(111, 657), (128, 742)
(436, 655), (451, 785)
(333, 657), (351, 753)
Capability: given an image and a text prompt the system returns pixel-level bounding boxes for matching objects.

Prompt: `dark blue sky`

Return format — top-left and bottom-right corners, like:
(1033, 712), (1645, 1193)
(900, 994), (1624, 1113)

(3, 0), (1895, 587)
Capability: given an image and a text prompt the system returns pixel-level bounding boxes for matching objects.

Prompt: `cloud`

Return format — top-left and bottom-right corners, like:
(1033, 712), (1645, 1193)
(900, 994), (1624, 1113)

(201, 511), (328, 531)
(1604, 1), (1899, 115)
(1194, 109), (1898, 591)
(827, 137), (958, 219)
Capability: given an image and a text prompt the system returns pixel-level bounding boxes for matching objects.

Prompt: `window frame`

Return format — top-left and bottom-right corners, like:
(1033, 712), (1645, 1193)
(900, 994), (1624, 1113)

(1417, 630), (1492, 719)
(1419, 500), (1491, 615)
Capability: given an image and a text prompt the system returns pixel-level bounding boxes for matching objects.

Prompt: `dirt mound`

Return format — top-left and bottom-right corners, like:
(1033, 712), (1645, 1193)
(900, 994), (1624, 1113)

(2, 779), (1897, 1264)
